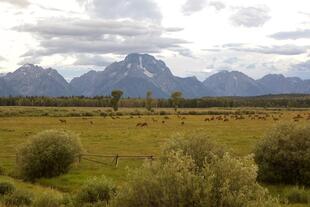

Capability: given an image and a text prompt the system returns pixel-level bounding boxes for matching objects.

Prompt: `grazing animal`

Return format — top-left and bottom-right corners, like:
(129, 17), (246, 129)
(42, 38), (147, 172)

(141, 122), (148, 127)
(59, 119), (67, 124)
(181, 121), (185, 125)
(224, 119), (229, 122)
(162, 120), (165, 124)
(204, 118), (210, 122)
(90, 121), (94, 125)
(136, 123), (142, 127)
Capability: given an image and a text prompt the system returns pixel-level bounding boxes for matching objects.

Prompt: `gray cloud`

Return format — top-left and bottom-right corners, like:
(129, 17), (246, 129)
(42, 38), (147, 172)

(209, 1), (226, 10)
(182, 0), (225, 15)
(182, 0), (208, 15)
(84, 0), (162, 22)
(228, 44), (309, 55)
(173, 48), (195, 58)
(231, 6), (271, 27)
(0, 0), (29, 7)
(73, 55), (113, 66)
(18, 56), (42, 65)
(23, 36), (187, 57)
(289, 60), (310, 79)
(16, 17), (187, 59)
(15, 19), (168, 38)
(270, 29), (310, 40)
(292, 60), (310, 72)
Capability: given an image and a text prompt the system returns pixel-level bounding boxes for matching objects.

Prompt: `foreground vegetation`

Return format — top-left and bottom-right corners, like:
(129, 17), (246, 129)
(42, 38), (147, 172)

(0, 106), (309, 206)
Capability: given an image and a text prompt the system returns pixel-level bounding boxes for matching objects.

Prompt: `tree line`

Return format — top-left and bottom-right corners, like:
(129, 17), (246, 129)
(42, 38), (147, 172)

(1, 91), (310, 109)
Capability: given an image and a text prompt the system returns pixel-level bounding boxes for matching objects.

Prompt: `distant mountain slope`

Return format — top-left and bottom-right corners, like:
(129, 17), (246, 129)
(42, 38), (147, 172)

(203, 71), (265, 96)
(0, 78), (17, 96)
(71, 53), (214, 98)
(257, 74), (308, 94)
(4, 64), (72, 97)
(1, 54), (310, 98)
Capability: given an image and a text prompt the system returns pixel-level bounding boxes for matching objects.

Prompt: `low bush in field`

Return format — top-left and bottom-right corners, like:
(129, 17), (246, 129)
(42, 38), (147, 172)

(0, 182), (15, 196)
(284, 186), (310, 204)
(17, 130), (83, 181)
(163, 133), (225, 168)
(75, 176), (116, 207)
(111, 135), (279, 207)
(32, 192), (62, 207)
(112, 152), (278, 207)
(3, 189), (32, 206)
(254, 123), (310, 186)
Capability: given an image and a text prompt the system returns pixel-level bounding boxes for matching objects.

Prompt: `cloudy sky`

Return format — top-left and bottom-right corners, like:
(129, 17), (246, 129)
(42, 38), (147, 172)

(0, 0), (310, 80)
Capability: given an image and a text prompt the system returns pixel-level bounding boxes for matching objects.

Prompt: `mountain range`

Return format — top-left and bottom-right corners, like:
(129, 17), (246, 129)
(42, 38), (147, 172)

(0, 53), (310, 98)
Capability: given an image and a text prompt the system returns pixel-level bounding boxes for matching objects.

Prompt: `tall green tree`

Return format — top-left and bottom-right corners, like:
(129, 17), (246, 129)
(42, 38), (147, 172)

(145, 91), (153, 111)
(171, 91), (183, 112)
(111, 90), (123, 111)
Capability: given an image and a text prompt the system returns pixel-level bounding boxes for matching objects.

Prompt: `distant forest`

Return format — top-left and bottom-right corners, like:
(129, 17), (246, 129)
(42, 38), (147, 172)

(1, 94), (310, 108)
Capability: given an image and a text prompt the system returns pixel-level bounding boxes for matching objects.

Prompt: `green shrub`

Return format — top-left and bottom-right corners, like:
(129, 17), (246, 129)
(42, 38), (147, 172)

(163, 133), (225, 168)
(284, 186), (310, 204)
(254, 123), (310, 186)
(0, 182), (15, 196)
(32, 192), (62, 207)
(112, 152), (279, 207)
(4, 190), (32, 206)
(17, 130), (83, 181)
(75, 176), (116, 206)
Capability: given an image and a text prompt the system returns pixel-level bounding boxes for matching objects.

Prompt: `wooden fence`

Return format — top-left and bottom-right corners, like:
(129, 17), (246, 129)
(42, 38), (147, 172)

(0, 154), (156, 168)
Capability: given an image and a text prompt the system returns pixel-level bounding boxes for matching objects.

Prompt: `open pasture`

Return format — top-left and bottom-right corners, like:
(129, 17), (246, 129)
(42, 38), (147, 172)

(0, 106), (310, 206)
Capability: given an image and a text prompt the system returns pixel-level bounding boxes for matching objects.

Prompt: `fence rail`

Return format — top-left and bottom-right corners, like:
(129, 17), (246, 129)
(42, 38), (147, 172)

(0, 153), (156, 168)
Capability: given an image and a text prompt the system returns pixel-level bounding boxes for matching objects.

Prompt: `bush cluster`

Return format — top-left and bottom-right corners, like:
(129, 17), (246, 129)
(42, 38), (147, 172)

(254, 123), (310, 186)
(3, 189), (32, 207)
(111, 135), (279, 207)
(0, 182), (15, 196)
(75, 176), (116, 206)
(17, 130), (83, 181)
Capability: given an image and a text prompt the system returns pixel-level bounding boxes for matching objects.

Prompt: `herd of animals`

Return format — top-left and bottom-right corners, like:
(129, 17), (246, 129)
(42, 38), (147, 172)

(57, 111), (310, 127)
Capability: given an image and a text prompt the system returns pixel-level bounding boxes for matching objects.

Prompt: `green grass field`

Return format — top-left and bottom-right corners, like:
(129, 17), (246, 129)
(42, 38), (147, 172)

(0, 106), (309, 206)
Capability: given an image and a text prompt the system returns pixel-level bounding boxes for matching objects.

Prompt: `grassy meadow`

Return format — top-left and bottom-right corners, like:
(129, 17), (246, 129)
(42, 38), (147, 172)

(0, 106), (309, 206)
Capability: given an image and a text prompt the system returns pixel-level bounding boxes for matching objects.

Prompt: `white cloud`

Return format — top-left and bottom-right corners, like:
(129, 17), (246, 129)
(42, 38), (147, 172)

(182, 0), (208, 15)
(0, 0), (30, 7)
(231, 6), (271, 27)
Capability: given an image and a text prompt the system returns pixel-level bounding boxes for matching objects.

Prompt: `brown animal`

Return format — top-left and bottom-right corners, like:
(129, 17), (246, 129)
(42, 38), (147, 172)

(181, 121), (185, 125)
(59, 119), (67, 124)
(162, 120), (165, 124)
(224, 119), (229, 122)
(141, 122), (148, 127)
(90, 121), (94, 125)
(204, 118), (210, 122)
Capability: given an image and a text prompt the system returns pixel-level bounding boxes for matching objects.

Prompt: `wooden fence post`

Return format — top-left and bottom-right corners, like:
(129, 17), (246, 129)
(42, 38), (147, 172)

(115, 154), (119, 167)
(149, 155), (153, 166)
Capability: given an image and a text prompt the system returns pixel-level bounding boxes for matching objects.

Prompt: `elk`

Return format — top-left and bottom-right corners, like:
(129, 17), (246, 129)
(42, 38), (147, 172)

(141, 122), (148, 127)
(59, 119), (67, 124)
